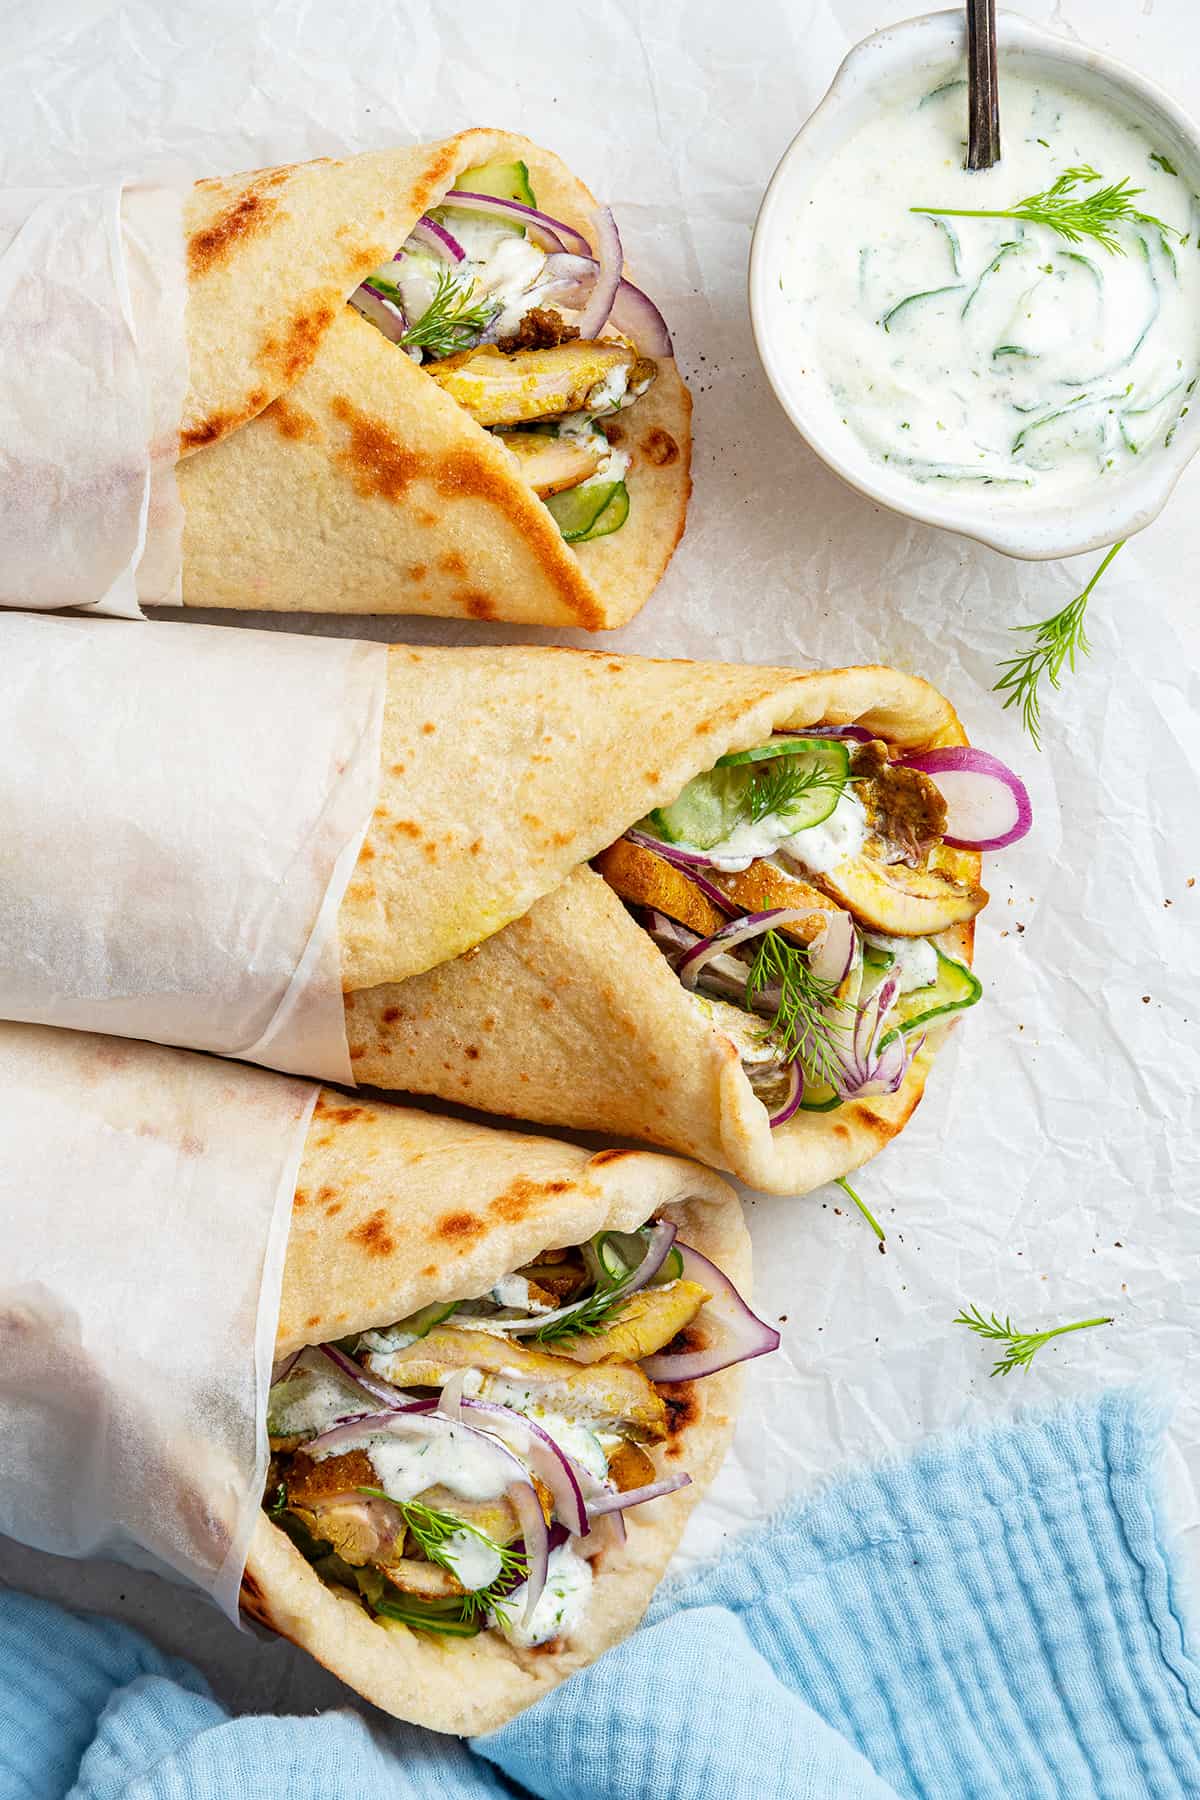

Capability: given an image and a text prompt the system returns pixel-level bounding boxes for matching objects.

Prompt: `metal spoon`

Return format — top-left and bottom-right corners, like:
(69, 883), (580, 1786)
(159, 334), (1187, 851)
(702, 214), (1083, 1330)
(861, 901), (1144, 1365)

(966, 0), (1000, 170)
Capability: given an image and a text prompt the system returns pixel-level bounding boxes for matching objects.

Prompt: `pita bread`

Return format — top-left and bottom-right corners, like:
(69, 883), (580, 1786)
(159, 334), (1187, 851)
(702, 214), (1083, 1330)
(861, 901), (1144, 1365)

(244, 1089), (748, 1734)
(176, 132), (690, 626)
(329, 646), (980, 1194)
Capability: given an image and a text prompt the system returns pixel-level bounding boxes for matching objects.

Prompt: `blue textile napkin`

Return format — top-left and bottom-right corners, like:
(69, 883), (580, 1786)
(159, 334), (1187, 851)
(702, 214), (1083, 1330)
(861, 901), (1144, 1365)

(3, 1391), (1199, 1800)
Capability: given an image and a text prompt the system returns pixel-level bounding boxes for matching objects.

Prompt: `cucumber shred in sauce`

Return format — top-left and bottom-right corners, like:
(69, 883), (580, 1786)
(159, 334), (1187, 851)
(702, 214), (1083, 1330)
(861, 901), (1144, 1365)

(779, 67), (1200, 504)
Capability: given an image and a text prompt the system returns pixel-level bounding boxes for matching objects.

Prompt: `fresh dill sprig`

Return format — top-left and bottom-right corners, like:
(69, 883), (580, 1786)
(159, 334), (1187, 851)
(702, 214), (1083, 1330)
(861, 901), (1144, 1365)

(532, 1277), (632, 1345)
(953, 1304), (1113, 1377)
(358, 1491), (528, 1618)
(745, 929), (844, 1083)
(748, 761), (844, 825)
(835, 1175), (885, 1249)
(400, 269), (497, 358)
(912, 165), (1180, 256)
(994, 540), (1125, 749)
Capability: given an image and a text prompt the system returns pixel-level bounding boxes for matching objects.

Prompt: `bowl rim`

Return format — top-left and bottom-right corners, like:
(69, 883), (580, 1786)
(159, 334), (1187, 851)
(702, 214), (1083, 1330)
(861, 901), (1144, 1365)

(748, 7), (1200, 561)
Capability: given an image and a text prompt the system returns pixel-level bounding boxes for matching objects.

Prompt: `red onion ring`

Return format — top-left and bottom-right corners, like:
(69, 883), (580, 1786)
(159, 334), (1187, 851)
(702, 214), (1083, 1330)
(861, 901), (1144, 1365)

(350, 286), (408, 344)
(676, 909), (825, 991)
(576, 207), (623, 339)
(317, 1343), (411, 1410)
(442, 189), (579, 254)
(767, 1061), (804, 1128)
(898, 748), (1032, 851)
(624, 831), (739, 911)
(585, 1472), (692, 1517)
(608, 278), (673, 357)
(641, 1243), (780, 1381)
(456, 1400), (589, 1538)
(408, 215), (466, 261)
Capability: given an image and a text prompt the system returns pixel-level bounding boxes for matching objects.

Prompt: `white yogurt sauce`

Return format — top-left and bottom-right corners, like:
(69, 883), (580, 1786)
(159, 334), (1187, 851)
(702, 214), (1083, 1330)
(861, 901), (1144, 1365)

(684, 786), (868, 875)
(267, 1351), (370, 1440)
(495, 1543), (594, 1648)
(310, 1418), (512, 1506)
(778, 67), (1199, 502)
(440, 1528), (503, 1592)
(866, 931), (939, 993)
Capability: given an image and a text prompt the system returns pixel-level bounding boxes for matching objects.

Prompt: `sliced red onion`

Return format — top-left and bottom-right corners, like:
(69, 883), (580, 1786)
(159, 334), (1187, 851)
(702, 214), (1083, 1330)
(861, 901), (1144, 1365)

(458, 1400), (588, 1538)
(623, 831), (739, 912)
(898, 748), (1033, 851)
(317, 1344), (412, 1411)
(408, 215), (466, 262)
(808, 724), (874, 742)
(442, 190), (578, 254)
(349, 285), (408, 344)
(538, 251), (599, 308)
(505, 1478), (550, 1624)
(768, 1062), (804, 1128)
(832, 973), (918, 1101)
(608, 278), (673, 357)
(676, 909), (822, 992)
(585, 1472), (692, 1517)
(643, 909), (703, 963)
(806, 908), (857, 986)
(576, 207), (623, 339)
(457, 1221), (678, 1337)
(579, 1508), (625, 1557)
(641, 1244), (781, 1381)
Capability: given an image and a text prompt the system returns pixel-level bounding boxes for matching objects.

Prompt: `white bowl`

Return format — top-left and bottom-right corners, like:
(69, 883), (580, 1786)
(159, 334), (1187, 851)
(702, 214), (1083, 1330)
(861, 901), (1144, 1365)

(749, 9), (1200, 560)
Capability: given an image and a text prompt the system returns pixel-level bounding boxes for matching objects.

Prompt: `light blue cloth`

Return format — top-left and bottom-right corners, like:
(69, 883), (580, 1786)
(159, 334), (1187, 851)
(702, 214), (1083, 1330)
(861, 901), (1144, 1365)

(3, 1391), (1200, 1800)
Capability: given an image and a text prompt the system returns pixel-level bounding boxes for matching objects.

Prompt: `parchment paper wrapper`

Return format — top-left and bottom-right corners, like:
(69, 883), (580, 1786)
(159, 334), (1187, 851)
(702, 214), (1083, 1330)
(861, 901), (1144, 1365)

(0, 183), (187, 614)
(0, 1022), (315, 1619)
(0, 615), (387, 1082)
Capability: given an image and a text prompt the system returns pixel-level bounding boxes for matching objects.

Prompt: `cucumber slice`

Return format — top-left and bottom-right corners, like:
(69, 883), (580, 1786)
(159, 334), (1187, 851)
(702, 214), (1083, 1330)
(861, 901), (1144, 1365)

(545, 478), (629, 544)
(397, 1300), (459, 1339)
(799, 1077), (842, 1113)
(859, 944), (895, 1006)
(644, 739), (849, 850)
(644, 763), (751, 848)
(880, 949), (981, 1046)
(456, 159), (536, 206)
(715, 736), (849, 771)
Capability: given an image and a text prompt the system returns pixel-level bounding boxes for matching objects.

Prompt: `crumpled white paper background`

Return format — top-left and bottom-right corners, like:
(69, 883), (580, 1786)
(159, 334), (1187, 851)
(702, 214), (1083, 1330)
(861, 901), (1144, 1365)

(0, 1023), (315, 1620)
(0, 616), (387, 1083)
(0, 0), (1196, 1717)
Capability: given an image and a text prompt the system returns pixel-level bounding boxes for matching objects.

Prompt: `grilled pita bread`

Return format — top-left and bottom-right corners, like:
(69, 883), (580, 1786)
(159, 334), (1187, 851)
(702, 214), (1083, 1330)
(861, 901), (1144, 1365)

(177, 131), (690, 626)
(332, 647), (980, 1194)
(245, 1090), (747, 1734)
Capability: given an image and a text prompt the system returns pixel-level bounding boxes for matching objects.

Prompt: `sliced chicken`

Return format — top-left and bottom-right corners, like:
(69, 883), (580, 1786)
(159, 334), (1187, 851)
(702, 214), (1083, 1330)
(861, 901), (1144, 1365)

(426, 341), (636, 427)
(553, 1281), (710, 1367)
(812, 852), (987, 936)
(595, 837), (726, 937)
(363, 1326), (668, 1440)
(607, 1440), (657, 1491)
(711, 861), (834, 944)
(383, 1558), (465, 1600)
(497, 430), (605, 496)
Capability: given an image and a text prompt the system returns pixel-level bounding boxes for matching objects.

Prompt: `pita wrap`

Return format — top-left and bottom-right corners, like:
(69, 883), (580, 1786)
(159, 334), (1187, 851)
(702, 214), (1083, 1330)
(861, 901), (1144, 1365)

(329, 646), (982, 1195)
(245, 1090), (749, 1734)
(176, 131), (690, 626)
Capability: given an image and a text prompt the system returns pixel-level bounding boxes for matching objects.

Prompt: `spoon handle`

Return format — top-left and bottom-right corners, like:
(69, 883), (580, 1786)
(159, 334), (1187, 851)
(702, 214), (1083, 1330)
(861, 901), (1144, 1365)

(966, 0), (1001, 170)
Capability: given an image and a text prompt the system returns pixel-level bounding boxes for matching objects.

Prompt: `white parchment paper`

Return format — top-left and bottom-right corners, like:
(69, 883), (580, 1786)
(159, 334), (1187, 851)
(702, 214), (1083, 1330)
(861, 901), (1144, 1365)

(0, 615), (386, 1082)
(0, 0), (1197, 1718)
(0, 1022), (315, 1619)
(0, 183), (187, 614)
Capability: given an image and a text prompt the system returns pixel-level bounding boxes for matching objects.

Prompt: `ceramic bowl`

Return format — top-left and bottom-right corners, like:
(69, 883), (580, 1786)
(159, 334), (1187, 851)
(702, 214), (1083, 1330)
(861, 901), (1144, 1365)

(748, 9), (1200, 559)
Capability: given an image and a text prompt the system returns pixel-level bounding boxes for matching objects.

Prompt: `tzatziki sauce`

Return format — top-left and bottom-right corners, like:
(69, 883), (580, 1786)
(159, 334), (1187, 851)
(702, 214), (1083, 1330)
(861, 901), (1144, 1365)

(778, 67), (1199, 504)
